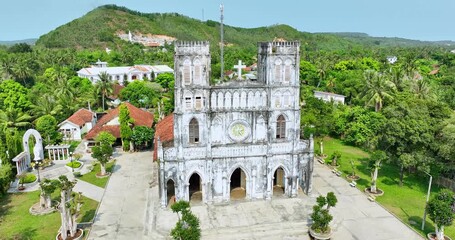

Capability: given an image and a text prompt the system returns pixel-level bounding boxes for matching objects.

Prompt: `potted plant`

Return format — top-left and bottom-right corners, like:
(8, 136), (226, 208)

(426, 189), (454, 240)
(326, 151), (341, 167)
(17, 172), (27, 191)
(309, 192), (338, 240)
(170, 200), (201, 240)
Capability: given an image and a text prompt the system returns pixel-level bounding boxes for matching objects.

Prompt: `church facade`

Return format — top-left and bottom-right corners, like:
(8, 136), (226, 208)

(156, 41), (314, 207)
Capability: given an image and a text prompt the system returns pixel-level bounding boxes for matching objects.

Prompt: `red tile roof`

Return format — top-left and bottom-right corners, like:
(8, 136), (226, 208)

(85, 102), (153, 140)
(65, 109), (94, 127)
(153, 114), (174, 161)
(109, 84), (124, 100)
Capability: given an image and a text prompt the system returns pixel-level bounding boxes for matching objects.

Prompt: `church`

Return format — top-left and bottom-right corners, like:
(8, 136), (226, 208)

(155, 41), (314, 207)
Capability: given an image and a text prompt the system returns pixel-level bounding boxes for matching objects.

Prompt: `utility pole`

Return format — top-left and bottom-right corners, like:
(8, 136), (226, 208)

(220, 4), (224, 81)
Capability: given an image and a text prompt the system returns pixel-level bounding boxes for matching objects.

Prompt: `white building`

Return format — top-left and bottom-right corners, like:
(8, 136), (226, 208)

(314, 91), (345, 104)
(155, 41), (314, 207)
(58, 109), (97, 140)
(77, 60), (173, 85)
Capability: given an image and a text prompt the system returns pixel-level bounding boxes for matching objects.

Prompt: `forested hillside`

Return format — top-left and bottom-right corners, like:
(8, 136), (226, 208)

(36, 5), (454, 51)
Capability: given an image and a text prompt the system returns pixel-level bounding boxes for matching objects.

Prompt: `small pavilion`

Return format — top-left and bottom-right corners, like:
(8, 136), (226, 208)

(45, 145), (71, 161)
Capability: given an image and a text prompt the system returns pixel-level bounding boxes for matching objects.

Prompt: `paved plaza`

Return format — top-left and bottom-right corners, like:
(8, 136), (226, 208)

(88, 151), (423, 240)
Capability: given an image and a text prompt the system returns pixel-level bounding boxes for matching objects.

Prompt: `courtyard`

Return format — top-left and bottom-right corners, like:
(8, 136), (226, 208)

(88, 150), (423, 240)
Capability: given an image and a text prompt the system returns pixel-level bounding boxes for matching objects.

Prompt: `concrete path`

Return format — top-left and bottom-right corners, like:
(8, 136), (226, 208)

(88, 151), (153, 240)
(87, 151), (423, 240)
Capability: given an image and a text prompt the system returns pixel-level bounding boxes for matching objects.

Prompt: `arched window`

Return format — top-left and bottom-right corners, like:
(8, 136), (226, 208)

(193, 59), (202, 85)
(284, 59), (293, 83)
(183, 59), (191, 85)
(189, 118), (199, 143)
(275, 59), (282, 82)
(276, 115), (286, 139)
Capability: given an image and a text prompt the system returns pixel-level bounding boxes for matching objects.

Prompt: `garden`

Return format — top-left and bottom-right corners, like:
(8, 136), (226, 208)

(322, 137), (455, 238)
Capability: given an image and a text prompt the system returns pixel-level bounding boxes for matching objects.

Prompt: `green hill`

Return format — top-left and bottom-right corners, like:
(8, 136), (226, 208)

(35, 5), (455, 50)
(33, 5), (360, 51)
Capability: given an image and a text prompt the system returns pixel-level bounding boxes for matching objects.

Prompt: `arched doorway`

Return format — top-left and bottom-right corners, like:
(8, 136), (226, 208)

(273, 167), (286, 197)
(230, 168), (246, 200)
(188, 173), (202, 203)
(166, 179), (176, 207)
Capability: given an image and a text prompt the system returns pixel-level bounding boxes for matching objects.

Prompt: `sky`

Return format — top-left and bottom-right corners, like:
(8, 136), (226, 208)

(1, 0), (454, 42)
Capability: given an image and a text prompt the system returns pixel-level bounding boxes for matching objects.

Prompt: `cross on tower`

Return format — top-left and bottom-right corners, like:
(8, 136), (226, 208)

(234, 60), (246, 80)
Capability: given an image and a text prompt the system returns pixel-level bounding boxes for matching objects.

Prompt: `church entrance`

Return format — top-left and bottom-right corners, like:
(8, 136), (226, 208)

(273, 167), (285, 197)
(230, 168), (246, 200)
(188, 173), (202, 203)
(166, 179), (176, 207)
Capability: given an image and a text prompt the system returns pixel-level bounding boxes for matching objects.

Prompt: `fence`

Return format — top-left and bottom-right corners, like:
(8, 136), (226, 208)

(436, 177), (455, 192)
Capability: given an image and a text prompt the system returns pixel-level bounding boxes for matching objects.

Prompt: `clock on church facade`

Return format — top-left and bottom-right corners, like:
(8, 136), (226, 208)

(228, 121), (251, 142)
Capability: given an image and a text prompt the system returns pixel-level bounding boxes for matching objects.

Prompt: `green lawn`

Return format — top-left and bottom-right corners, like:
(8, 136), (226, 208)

(0, 190), (98, 240)
(77, 161), (116, 188)
(322, 137), (454, 238)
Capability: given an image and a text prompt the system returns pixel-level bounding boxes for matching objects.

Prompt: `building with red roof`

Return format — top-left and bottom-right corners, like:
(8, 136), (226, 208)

(59, 108), (97, 140)
(153, 114), (174, 161)
(84, 102), (153, 141)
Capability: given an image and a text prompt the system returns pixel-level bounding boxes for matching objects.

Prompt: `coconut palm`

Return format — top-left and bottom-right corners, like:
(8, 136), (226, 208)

(31, 94), (63, 117)
(95, 72), (113, 111)
(0, 108), (32, 131)
(362, 70), (396, 112)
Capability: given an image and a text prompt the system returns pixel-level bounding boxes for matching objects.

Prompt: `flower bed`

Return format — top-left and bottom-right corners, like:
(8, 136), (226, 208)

(66, 161), (82, 168)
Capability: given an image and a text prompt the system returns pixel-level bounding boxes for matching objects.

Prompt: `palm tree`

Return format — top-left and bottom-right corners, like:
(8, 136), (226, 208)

(95, 72), (113, 111)
(362, 70), (396, 112)
(0, 108), (32, 131)
(31, 94), (63, 117)
(412, 78), (432, 100)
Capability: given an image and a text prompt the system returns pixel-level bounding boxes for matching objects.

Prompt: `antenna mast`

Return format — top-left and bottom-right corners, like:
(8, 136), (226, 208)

(220, 4), (224, 81)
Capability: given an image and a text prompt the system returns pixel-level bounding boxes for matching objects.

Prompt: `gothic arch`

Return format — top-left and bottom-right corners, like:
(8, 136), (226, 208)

(271, 164), (290, 177)
(225, 91), (232, 109)
(228, 164), (250, 181)
(185, 170), (205, 185)
(182, 58), (192, 85)
(217, 92), (224, 109)
(188, 118), (200, 144)
(193, 58), (202, 85)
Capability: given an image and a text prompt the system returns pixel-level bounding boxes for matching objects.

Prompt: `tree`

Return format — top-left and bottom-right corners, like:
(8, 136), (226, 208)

(0, 79), (31, 111)
(132, 126), (154, 150)
(170, 200), (201, 240)
(91, 131), (115, 176)
(39, 178), (58, 209)
(327, 151), (341, 167)
(155, 72), (174, 89)
(35, 115), (61, 145)
(0, 163), (13, 196)
(56, 175), (79, 240)
(368, 150), (387, 193)
(119, 104), (133, 151)
(95, 72), (113, 111)
(0, 108), (32, 131)
(119, 81), (159, 108)
(427, 189), (455, 240)
(361, 70), (396, 112)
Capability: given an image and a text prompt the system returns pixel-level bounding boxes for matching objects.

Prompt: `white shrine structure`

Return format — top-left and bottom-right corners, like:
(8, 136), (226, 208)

(12, 129), (44, 176)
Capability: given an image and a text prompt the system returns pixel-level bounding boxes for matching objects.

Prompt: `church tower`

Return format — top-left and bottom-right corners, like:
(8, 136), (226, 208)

(173, 41), (211, 161)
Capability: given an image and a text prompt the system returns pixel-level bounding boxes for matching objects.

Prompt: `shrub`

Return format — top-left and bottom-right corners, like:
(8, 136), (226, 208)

(0, 164), (13, 195)
(66, 161), (82, 168)
(73, 172), (82, 177)
(19, 173), (37, 184)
